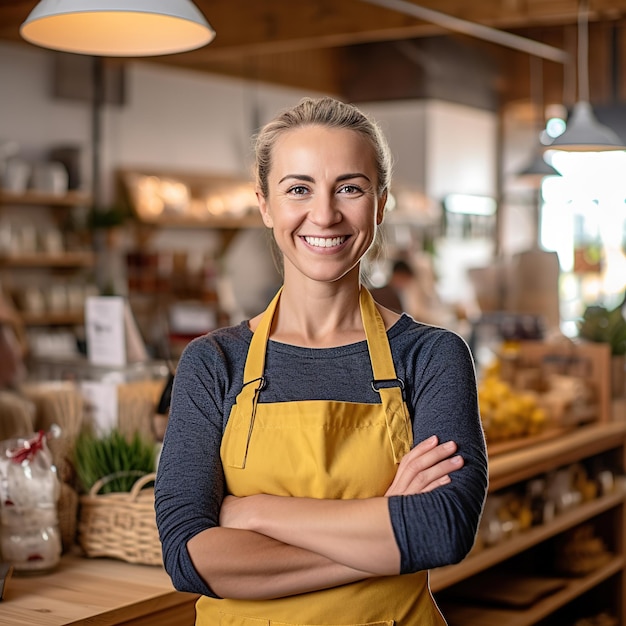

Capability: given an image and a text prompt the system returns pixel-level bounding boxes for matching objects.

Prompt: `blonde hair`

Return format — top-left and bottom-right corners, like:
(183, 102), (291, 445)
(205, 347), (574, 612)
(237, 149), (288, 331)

(253, 96), (392, 198)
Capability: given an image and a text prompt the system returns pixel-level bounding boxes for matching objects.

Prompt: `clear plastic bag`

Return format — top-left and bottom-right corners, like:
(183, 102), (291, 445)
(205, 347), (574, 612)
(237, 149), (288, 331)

(0, 430), (62, 573)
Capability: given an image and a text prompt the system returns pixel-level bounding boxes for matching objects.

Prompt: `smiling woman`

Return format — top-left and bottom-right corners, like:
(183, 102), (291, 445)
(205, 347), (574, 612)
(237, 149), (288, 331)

(256, 124), (383, 296)
(154, 96), (488, 626)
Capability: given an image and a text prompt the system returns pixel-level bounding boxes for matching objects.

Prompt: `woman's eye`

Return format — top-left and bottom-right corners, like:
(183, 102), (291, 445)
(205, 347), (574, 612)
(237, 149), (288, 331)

(339, 184), (363, 195)
(288, 185), (309, 195)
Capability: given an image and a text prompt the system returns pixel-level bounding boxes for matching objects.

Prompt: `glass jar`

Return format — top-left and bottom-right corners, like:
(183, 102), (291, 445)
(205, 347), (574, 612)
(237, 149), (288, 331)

(0, 431), (62, 574)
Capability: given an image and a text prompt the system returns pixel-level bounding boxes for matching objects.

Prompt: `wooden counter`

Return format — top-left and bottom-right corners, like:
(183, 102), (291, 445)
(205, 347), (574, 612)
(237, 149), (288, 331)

(1, 553), (198, 625)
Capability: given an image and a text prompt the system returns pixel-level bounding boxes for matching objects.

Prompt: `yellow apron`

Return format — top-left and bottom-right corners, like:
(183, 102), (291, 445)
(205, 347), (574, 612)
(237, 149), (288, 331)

(196, 288), (447, 626)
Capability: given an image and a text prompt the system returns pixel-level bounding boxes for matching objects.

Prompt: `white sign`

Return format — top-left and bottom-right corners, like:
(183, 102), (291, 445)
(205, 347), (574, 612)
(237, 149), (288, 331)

(85, 296), (126, 367)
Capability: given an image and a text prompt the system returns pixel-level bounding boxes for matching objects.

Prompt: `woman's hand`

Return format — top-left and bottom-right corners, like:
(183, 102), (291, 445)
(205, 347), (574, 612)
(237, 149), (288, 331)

(385, 435), (463, 498)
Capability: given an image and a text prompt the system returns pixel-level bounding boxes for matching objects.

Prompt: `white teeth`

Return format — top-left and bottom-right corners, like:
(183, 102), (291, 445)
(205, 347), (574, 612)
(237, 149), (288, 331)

(304, 236), (346, 248)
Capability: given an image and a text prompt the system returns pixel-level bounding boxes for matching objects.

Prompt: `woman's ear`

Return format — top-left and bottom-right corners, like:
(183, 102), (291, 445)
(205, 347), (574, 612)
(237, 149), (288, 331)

(376, 190), (388, 225)
(256, 190), (273, 228)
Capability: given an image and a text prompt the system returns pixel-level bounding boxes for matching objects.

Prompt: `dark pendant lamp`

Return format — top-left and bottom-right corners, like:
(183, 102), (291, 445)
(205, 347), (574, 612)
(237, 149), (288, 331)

(20, 0), (215, 57)
(517, 55), (561, 185)
(549, 0), (624, 152)
(517, 151), (560, 182)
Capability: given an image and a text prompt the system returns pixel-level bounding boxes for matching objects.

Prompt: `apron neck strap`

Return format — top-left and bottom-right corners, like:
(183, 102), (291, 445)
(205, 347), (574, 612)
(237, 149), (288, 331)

(244, 287), (398, 384)
(359, 287), (399, 384)
(243, 287), (281, 384)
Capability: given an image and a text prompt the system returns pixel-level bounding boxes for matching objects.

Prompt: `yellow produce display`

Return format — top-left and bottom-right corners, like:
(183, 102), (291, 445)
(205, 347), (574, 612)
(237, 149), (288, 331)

(478, 360), (548, 443)
(477, 340), (608, 446)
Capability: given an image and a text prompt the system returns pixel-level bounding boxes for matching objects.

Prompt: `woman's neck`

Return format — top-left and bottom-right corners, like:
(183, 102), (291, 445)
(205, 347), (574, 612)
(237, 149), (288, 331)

(272, 281), (363, 348)
(249, 281), (401, 348)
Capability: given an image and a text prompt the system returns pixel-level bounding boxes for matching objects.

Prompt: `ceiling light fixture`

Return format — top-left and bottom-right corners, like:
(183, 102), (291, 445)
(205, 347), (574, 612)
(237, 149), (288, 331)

(517, 151), (560, 181)
(549, 0), (624, 151)
(516, 55), (560, 185)
(20, 0), (215, 57)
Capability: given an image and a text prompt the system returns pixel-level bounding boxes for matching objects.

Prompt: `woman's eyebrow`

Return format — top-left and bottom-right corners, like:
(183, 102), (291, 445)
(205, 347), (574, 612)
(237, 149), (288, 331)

(278, 174), (315, 184)
(336, 172), (371, 183)
(278, 173), (371, 185)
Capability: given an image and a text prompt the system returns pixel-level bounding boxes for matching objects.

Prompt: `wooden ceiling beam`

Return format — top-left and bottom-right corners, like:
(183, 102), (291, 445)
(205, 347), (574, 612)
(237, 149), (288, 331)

(183, 0), (626, 57)
(4, 1), (626, 59)
(2, 1), (626, 106)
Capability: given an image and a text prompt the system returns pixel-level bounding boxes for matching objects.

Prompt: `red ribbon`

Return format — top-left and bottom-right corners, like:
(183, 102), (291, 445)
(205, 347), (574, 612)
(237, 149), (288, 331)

(7, 430), (46, 464)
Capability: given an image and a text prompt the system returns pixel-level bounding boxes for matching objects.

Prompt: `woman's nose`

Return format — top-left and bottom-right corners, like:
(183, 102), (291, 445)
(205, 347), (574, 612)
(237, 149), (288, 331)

(308, 194), (341, 226)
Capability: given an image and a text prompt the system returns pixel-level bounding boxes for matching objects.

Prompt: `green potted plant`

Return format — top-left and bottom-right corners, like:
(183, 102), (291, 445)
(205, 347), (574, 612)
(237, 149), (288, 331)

(87, 203), (132, 252)
(87, 204), (130, 230)
(578, 298), (626, 397)
(73, 428), (156, 494)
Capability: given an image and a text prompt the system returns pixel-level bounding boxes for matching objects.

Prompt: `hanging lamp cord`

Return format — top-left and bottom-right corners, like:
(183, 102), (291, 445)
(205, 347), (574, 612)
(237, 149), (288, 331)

(578, 0), (590, 102)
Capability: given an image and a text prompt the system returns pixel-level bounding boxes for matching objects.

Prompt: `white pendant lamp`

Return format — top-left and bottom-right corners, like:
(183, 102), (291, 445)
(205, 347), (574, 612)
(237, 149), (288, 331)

(20, 0), (215, 57)
(549, 100), (624, 151)
(549, 0), (624, 152)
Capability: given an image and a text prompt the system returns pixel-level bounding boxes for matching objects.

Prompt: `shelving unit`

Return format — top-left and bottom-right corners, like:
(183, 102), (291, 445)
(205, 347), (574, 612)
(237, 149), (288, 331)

(0, 189), (96, 363)
(439, 557), (623, 626)
(432, 420), (626, 625)
(115, 169), (267, 358)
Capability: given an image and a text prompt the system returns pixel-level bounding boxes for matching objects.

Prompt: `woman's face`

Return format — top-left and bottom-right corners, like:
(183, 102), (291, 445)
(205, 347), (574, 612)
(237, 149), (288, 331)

(257, 125), (386, 286)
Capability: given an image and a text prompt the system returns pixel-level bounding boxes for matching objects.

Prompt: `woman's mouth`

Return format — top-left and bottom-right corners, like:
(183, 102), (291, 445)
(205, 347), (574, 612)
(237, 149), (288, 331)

(302, 236), (347, 248)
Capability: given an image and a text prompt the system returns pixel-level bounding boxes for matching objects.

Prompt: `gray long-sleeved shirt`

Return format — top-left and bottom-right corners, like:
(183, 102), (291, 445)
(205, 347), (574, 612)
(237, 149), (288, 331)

(154, 313), (488, 598)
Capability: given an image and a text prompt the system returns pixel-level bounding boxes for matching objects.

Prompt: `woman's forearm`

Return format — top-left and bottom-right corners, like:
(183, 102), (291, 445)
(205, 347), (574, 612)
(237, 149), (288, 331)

(222, 495), (401, 575)
(187, 526), (375, 600)
(219, 437), (462, 576)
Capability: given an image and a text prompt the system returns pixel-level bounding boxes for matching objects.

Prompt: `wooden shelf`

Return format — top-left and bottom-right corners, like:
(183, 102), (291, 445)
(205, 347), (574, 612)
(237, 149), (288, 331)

(0, 190), (91, 207)
(0, 251), (94, 268)
(439, 556), (624, 626)
(488, 421), (626, 492)
(117, 168), (263, 231)
(431, 490), (626, 592)
(20, 311), (84, 326)
(136, 213), (263, 229)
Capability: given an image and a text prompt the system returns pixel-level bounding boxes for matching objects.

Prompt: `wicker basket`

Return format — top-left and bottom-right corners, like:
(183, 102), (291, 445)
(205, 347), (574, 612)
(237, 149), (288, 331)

(58, 482), (79, 552)
(77, 472), (162, 566)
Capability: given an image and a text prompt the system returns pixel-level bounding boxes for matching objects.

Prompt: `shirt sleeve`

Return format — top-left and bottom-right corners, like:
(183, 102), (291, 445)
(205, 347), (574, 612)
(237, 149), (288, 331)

(154, 336), (231, 598)
(388, 329), (489, 573)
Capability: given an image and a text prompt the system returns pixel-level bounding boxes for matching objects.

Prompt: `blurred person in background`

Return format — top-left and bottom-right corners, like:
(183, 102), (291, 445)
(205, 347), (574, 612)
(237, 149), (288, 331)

(374, 256), (454, 328)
